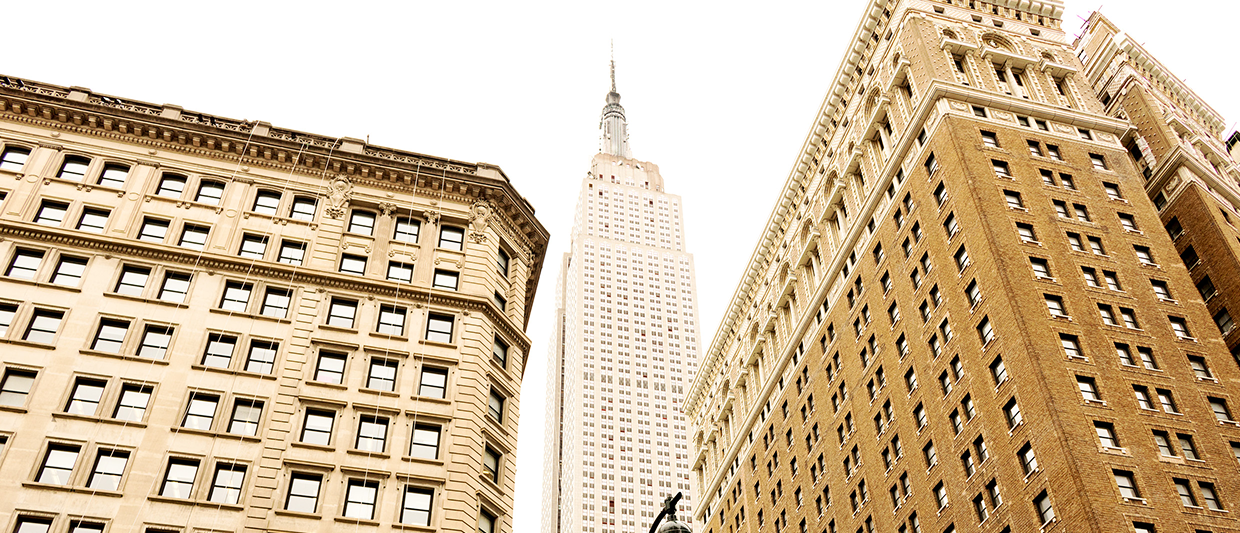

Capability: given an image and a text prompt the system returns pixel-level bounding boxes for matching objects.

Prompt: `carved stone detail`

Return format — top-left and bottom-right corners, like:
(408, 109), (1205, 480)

(324, 175), (353, 219)
(379, 202), (397, 217)
(424, 210), (441, 226)
(468, 201), (492, 243)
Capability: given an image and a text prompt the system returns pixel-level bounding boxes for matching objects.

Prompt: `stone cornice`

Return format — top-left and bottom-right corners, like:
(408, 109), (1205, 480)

(0, 75), (549, 325)
(0, 221), (533, 356)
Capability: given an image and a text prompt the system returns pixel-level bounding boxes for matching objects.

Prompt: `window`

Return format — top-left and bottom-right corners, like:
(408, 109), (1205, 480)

(955, 246), (970, 271)
(1082, 267), (1101, 287)
(387, 261), (414, 283)
(96, 164), (129, 188)
(1120, 307), (1140, 329)
(981, 131), (999, 147)
(992, 159), (1012, 178)
(0, 146), (31, 171)
(238, 234), (268, 259)
(1175, 479), (1198, 507)
(209, 464), (246, 504)
(130, 329), (172, 366)
(344, 479), (380, 519)
(973, 106), (987, 117)
(24, 309), (64, 343)
(138, 218), (169, 242)
(290, 197), (317, 221)
(925, 153), (939, 176)
(488, 389), (505, 423)
(229, 399), (263, 436)
(1026, 140), (1042, 156)
(314, 350), (347, 384)
(922, 440), (937, 466)
(1089, 153), (1108, 170)
(0, 369), (36, 406)
(1078, 376), (1101, 402)
(367, 358), (398, 391)
(7, 249), (43, 279)
(483, 446), (501, 483)
(326, 298), (357, 328)
(1039, 168), (1057, 186)
(493, 337), (509, 367)
(1215, 309), (1235, 336)
(285, 473), (323, 513)
(410, 424), (441, 459)
(260, 288), (291, 318)
(1156, 389), (1179, 413)
(252, 190), (281, 215)
(1103, 271), (1122, 291)
(35, 201), (68, 226)
(1114, 470), (1140, 500)
(1034, 491), (1054, 524)
(339, 254), (367, 275)
(1134, 245), (1155, 265)
(1066, 232), (1085, 252)
(1099, 304), (1118, 326)
(1087, 236), (1105, 256)
(156, 174), (187, 197)
(246, 341), (278, 374)
(50, 256), (87, 287)
(934, 482), (948, 509)
(1201, 482), (1224, 510)
(1169, 316), (1193, 339)
(989, 356), (1008, 385)
(58, 156), (90, 180)
(1019, 443), (1038, 474)
(497, 248), (511, 276)
(0, 303), (15, 336)
(1044, 294), (1066, 317)
(90, 319), (128, 353)
(1073, 204), (1090, 222)
(1030, 257), (1051, 279)
(301, 409), (335, 445)
(183, 393), (219, 430)
(1004, 190), (1024, 209)
(419, 367), (448, 398)
(433, 269), (460, 290)
(87, 449), (129, 491)
(402, 486), (434, 525)
(220, 281), (252, 312)
(479, 511), (497, 533)
(1189, 356), (1213, 380)
(1054, 200), (1070, 218)
(356, 416), (389, 452)
(394, 217), (420, 243)
(934, 182), (948, 206)
(195, 180), (225, 205)
(439, 225), (465, 251)
(160, 458), (199, 498)
(202, 333), (237, 368)
(113, 384), (152, 422)
(66, 378), (106, 415)
(1209, 397), (1234, 423)
(377, 305), (407, 336)
(278, 240), (306, 265)
(1016, 223), (1037, 243)
(348, 210), (376, 235)
(494, 292), (507, 311)
(1153, 431), (1177, 457)
(1003, 398), (1022, 428)
(76, 208), (109, 233)
(38, 444), (80, 485)
(1138, 346), (1159, 369)
(426, 313), (454, 343)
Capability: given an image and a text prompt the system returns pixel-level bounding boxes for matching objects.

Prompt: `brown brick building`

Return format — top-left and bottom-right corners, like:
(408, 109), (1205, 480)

(687, 2), (1240, 533)
(0, 76), (548, 533)
(1076, 12), (1240, 361)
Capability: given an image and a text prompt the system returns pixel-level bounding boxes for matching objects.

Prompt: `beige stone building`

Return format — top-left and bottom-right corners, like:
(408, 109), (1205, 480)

(0, 75), (548, 533)
(1076, 13), (1240, 358)
(687, 1), (1240, 533)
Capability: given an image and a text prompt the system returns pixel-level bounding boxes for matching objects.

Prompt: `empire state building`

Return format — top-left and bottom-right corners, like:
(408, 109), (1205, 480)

(542, 61), (701, 533)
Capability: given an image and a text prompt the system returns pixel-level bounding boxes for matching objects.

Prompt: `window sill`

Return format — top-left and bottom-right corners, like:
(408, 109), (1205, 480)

(370, 331), (410, 342)
(335, 517), (381, 527)
(319, 323), (359, 334)
(191, 364), (277, 381)
(347, 448), (391, 459)
(171, 426), (261, 442)
(0, 404), (29, 414)
(390, 524), (437, 532)
(290, 441), (337, 453)
(1, 276), (83, 293)
(1, 338), (58, 350)
(103, 291), (189, 309)
(305, 379), (348, 391)
(273, 509), (323, 520)
(359, 387), (400, 398)
(21, 482), (123, 497)
(413, 395), (452, 406)
(79, 348), (170, 365)
(400, 455), (446, 467)
(207, 308), (293, 325)
(420, 339), (457, 350)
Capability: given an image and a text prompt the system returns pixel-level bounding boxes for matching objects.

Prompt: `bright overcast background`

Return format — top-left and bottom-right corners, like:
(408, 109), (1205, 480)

(6, 1), (1236, 531)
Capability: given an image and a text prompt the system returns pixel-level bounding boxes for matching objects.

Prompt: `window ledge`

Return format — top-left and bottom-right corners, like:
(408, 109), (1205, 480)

(305, 379), (349, 391)
(360, 387), (401, 398)
(413, 395), (452, 406)
(1122, 496), (1147, 505)
(319, 323), (360, 334)
(103, 292), (189, 309)
(273, 509), (323, 520)
(347, 449), (391, 460)
(1, 338), (57, 350)
(371, 331), (410, 342)
(79, 348), (170, 365)
(290, 441), (337, 453)
(1, 276), (83, 293)
(170, 426), (262, 442)
(419, 339), (458, 349)
(21, 481), (124, 497)
(191, 364), (277, 381)
(0, 404), (29, 413)
(335, 517), (381, 527)
(400, 455), (446, 468)
(390, 524), (436, 532)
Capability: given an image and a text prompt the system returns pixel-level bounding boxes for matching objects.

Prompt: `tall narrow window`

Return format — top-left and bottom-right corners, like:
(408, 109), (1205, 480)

(401, 486), (434, 525)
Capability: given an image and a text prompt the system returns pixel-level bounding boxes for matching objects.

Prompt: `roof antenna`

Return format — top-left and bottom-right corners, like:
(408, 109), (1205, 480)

(610, 40), (617, 93)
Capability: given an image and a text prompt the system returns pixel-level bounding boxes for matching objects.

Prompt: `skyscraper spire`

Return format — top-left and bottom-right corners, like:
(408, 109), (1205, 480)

(600, 44), (632, 159)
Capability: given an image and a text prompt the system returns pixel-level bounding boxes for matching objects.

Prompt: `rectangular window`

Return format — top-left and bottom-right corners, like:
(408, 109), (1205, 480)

(1034, 491), (1054, 524)
(182, 393), (219, 430)
(96, 164), (129, 188)
(488, 389), (505, 423)
(301, 409), (335, 446)
(387, 262), (414, 283)
(0, 369), (36, 406)
(419, 367), (448, 398)
(1089, 153), (1108, 170)
(339, 254), (367, 275)
(981, 131), (999, 147)
(1209, 397), (1234, 422)
(0, 146), (31, 171)
(48, 256), (87, 287)
(76, 208), (109, 233)
(493, 337), (509, 367)
(426, 313), (453, 343)
(1004, 398), (1023, 428)
(7, 249), (44, 280)
(1073, 204), (1090, 222)
(35, 201), (68, 226)
(138, 324), (173, 359)
(402, 486), (434, 525)
(24, 309), (64, 343)
(290, 197), (317, 221)
(202, 333), (237, 368)
(37, 444), (81, 485)
(483, 446), (501, 483)
(1114, 470), (1140, 499)
(344, 479), (380, 519)
(356, 416), (389, 453)
(439, 225), (465, 251)
(114, 266), (150, 296)
(1026, 140), (1043, 157)
(285, 473), (323, 513)
(410, 424), (441, 459)
(260, 288), (291, 318)
(326, 298), (357, 328)
(158, 272), (191, 303)
(229, 400), (262, 436)
(160, 458), (200, 498)
(90, 319), (129, 353)
(246, 340), (278, 374)
(367, 358), (398, 391)
(377, 305), (407, 336)
(209, 464), (246, 504)
(138, 218), (170, 243)
(432, 269), (460, 290)
(113, 384), (152, 422)
(252, 191), (281, 215)
(1169, 316), (1193, 339)
(87, 449), (129, 491)
(1175, 479), (1198, 507)
(394, 217), (420, 243)
(238, 234), (268, 259)
(220, 281), (252, 312)
(66, 378), (107, 415)
(992, 160), (1012, 178)
(277, 240), (306, 265)
(156, 174), (187, 198)
(348, 210), (376, 235)
(314, 350), (347, 384)
(497, 248), (510, 276)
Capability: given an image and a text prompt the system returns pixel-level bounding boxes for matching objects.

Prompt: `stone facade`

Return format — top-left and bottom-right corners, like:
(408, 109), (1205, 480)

(687, 2), (1240, 533)
(0, 76), (548, 533)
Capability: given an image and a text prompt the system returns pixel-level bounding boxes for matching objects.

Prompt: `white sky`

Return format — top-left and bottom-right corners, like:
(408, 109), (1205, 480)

(6, 1), (1236, 531)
